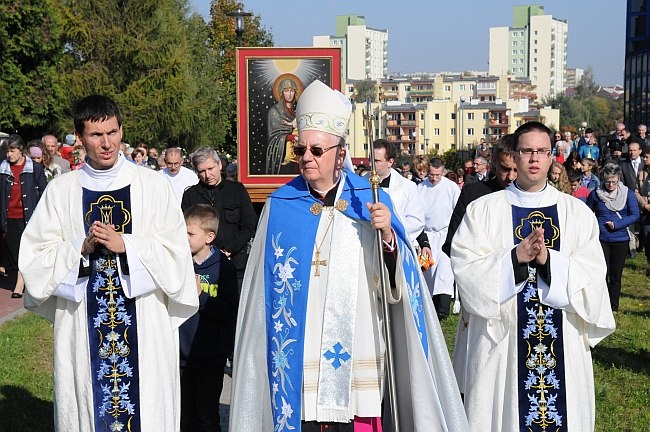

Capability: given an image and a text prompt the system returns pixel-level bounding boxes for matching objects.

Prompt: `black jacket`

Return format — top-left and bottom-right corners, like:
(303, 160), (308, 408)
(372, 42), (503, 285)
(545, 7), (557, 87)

(0, 157), (47, 232)
(442, 177), (503, 257)
(181, 179), (257, 277)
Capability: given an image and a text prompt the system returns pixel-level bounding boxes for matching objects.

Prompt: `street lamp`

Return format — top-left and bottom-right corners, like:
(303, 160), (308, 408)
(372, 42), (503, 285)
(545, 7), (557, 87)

(459, 96), (466, 151)
(227, 8), (253, 46)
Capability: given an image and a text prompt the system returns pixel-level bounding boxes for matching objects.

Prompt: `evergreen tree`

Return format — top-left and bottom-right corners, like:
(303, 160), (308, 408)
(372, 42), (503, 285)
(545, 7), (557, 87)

(206, 0), (272, 155)
(0, 0), (66, 138)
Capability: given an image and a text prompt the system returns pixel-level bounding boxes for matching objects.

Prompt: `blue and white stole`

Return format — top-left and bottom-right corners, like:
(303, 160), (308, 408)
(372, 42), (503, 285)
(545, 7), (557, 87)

(264, 171), (429, 430)
(83, 186), (141, 432)
(512, 204), (567, 431)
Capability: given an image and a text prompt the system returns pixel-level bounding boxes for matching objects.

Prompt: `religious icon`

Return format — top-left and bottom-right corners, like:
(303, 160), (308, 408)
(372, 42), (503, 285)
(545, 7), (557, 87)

(236, 47), (341, 188)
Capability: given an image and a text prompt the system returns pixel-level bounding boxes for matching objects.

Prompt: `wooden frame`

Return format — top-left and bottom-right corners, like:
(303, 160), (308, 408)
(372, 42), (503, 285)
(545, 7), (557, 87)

(235, 47), (341, 201)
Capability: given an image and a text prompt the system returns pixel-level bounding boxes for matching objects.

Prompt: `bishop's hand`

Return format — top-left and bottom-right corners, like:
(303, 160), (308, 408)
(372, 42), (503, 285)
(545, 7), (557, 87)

(366, 202), (393, 244)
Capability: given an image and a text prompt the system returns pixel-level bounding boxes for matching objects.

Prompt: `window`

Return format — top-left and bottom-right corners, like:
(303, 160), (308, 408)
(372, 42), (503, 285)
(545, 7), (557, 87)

(434, 113), (440, 120)
(467, 128), (474, 136)
(534, 49), (537, 54)
(482, 128), (489, 135)
(434, 128), (440, 136)
(445, 85), (451, 92)
(469, 84), (475, 90)
(434, 144), (440, 150)
(450, 128), (456, 136)
(533, 57), (537, 63)
(512, 59), (517, 64)
(420, 128), (424, 136)
(512, 69), (517, 73)
(482, 113), (489, 120)
(420, 113), (424, 120)
(520, 50), (524, 55)
(534, 39), (538, 45)
(512, 41), (518, 46)
(512, 50), (517, 55)
(519, 68), (524, 73)
(451, 113), (456, 120)
(467, 112), (474, 120)
(460, 84), (465, 91)
(519, 59), (525, 64)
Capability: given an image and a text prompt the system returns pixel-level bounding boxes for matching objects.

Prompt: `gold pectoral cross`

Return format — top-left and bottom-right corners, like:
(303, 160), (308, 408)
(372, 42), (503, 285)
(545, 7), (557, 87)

(312, 249), (327, 276)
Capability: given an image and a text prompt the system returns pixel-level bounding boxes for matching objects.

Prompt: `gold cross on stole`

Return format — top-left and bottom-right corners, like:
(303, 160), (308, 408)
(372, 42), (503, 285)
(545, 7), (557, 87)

(312, 249), (327, 276)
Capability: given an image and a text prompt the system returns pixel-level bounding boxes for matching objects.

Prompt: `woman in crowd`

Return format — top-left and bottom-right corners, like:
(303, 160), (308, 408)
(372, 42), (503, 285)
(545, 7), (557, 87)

(133, 147), (148, 167)
(634, 150), (650, 276)
(548, 161), (571, 193)
(410, 155), (429, 185)
(587, 163), (640, 312)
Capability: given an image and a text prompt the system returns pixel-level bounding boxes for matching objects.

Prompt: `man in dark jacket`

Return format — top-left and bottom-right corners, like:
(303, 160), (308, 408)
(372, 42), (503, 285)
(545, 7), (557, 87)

(0, 134), (47, 297)
(181, 148), (257, 288)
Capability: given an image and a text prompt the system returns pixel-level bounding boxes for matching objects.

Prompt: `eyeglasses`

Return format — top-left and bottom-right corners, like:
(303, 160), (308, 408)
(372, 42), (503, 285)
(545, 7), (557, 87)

(293, 144), (340, 157)
(604, 180), (619, 185)
(517, 148), (552, 158)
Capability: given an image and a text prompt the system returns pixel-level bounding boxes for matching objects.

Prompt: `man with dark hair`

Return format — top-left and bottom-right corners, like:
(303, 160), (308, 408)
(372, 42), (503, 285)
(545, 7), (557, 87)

(418, 157), (459, 320)
(181, 147), (257, 289)
(19, 95), (199, 431)
(450, 121), (615, 431)
(373, 139), (425, 248)
(1, 134), (47, 298)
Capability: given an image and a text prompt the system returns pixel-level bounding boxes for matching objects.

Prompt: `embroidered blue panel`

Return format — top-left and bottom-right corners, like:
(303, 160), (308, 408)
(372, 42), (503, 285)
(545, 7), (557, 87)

(264, 172), (429, 431)
(512, 204), (567, 431)
(83, 186), (141, 432)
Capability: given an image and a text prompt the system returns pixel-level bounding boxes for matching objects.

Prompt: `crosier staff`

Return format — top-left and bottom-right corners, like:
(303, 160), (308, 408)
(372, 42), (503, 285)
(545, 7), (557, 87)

(364, 97), (401, 431)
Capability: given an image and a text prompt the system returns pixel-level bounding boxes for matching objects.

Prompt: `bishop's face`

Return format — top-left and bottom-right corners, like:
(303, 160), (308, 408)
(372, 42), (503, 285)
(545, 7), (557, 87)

(297, 129), (345, 192)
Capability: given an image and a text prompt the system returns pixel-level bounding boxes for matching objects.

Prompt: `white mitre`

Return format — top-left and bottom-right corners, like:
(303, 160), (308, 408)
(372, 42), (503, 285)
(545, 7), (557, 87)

(296, 80), (352, 138)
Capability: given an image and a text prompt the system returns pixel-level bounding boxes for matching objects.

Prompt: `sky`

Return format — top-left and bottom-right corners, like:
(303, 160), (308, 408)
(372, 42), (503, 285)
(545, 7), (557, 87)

(189, 1), (626, 85)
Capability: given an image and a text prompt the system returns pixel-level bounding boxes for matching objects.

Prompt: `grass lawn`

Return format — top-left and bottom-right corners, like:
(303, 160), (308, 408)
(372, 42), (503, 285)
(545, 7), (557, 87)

(0, 255), (648, 431)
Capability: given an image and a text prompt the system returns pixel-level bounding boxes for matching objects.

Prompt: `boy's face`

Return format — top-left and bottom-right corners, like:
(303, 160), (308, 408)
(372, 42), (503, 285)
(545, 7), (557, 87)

(186, 223), (215, 255)
(570, 180), (580, 192)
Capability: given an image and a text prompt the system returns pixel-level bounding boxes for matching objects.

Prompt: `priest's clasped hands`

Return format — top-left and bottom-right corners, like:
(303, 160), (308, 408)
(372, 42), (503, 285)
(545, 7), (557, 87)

(515, 227), (548, 265)
(82, 221), (126, 255)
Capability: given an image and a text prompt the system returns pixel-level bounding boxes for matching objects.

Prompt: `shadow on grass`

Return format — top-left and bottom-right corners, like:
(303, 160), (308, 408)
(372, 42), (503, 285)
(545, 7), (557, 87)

(621, 291), (650, 302)
(592, 346), (650, 376)
(622, 309), (650, 318)
(0, 385), (53, 432)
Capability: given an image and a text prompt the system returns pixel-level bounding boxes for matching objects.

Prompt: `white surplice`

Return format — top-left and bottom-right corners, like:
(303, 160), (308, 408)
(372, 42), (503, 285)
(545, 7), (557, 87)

(450, 184), (615, 431)
(418, 176), (460, 296)
(382, 168), (425, 247)
(19, 157), (198, 431)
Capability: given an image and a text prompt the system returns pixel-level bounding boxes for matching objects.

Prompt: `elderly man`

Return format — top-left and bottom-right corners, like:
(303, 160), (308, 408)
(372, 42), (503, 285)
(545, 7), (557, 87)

(417, 158), (459, 320)
(450, 121), (615, 431)
(19, 95), (199, 431)
(466, 156), (490, 184)
(42, 134), (72, 173)
(160, 147), (198, 202)
(230, 80), (467, 431)
(181, 148), (257, 288)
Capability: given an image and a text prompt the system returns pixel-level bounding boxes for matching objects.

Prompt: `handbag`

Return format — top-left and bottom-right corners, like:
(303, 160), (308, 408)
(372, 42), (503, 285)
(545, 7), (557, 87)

(626, 227), (639, 258)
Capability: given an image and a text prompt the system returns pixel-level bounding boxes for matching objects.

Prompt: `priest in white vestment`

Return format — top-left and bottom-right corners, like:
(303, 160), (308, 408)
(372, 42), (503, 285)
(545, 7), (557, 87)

(230, 80), (468, 432)
(451, 122), (615, 432)
(418, 158), (459, 319)
(19, 95), (198, 432)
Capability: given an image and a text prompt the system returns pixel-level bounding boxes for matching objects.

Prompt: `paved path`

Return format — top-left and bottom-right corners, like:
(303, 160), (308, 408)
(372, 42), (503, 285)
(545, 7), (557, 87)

(0, 277), (233, 431)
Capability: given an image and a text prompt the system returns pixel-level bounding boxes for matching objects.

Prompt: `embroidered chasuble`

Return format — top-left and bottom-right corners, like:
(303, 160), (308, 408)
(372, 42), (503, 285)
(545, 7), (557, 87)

(512, 205), (567, 431)
(83, 186), (141, 431)
(230, 170), (470, 432)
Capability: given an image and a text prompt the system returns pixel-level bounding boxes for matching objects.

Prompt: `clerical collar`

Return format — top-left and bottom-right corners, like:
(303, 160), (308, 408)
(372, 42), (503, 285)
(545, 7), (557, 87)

(81, 154), (125, 181)
(379, 173), (391, 188)
(308, 177), (341, 206)
(508, 181), (548, 207)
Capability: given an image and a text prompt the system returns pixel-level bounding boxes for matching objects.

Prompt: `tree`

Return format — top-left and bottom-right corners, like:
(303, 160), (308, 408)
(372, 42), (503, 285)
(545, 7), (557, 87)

(58, 0), (198, 147)
(0, 0), (66, 138)
(352, 79), (377, 103)
(206, 0), (273, 155)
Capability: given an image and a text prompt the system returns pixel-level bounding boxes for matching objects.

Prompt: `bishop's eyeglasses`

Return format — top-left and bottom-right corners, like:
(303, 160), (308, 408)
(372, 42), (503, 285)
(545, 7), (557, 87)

(293, 144), (340, 158)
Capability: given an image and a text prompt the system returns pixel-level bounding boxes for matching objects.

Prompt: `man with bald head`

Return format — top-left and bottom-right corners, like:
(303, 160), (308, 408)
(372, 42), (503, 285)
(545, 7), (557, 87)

(160, 147), (197, 202)
(42, 134), (71, 173)
(230, 80), (467, 431)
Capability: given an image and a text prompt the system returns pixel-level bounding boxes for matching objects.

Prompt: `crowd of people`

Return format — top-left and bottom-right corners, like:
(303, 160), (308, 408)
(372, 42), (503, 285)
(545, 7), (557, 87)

(0, 85), (644, 431)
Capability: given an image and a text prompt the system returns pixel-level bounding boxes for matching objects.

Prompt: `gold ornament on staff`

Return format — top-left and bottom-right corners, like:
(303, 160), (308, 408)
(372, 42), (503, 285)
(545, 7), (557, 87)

(364, 97), (401, 431)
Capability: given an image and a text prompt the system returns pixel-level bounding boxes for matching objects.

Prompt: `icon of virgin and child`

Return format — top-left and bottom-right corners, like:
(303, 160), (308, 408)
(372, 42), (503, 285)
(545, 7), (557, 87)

(266, 74), (304, 175)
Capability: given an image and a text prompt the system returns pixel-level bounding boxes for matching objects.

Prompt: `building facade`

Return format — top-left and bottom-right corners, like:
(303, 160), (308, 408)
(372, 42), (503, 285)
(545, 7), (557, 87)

(313, 14), (388, 82)
(489, 5), (568, 100)
(625, 0), (650, 130)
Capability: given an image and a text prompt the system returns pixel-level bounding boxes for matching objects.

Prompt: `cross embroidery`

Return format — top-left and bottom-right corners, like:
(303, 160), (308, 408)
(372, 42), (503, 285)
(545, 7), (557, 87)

(323, 342), (351, 370)
(312, 250), (327, 276)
